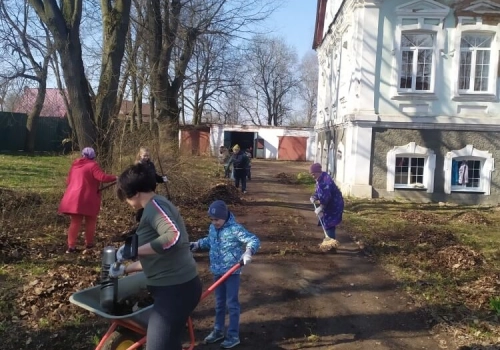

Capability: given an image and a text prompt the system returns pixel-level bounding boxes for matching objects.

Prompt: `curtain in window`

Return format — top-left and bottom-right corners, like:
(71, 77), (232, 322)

(451, 159), (459, 185)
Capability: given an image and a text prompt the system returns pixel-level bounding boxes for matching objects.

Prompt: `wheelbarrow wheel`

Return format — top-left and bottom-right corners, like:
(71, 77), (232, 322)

(101, 330), (144, 350)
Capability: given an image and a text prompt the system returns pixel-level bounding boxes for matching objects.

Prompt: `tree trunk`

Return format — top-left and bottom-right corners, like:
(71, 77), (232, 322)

(94, 0), (132, 159)
(59, 45), (96, 148)
(158, 88), (180, 144)
(24, 83), (47, 153)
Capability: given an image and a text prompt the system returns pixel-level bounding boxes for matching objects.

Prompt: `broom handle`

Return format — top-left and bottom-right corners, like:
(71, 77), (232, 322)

(313, 202), (329, 239)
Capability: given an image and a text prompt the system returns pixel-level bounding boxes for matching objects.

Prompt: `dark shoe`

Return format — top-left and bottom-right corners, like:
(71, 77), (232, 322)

(220, 337), (240, 348)
(66, 247), (77, 254)
(205, 330), (224, 344)
(85, 244), (95, 249)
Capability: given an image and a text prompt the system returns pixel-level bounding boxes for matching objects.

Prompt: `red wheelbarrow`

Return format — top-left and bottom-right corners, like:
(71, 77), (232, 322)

(69, 262), (243, 350)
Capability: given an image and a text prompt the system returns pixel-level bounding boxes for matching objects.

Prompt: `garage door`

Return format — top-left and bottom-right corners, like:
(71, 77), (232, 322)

(278, 136), (307, 161)
(180, 130), (210, 155)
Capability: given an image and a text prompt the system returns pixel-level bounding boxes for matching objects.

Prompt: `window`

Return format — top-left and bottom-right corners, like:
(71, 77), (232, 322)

(459, 33), (493, 92)
(392, 1), (450, 98)
(451, 159), (481, 189)
(386, 142), (436, 192)
(395, 156), (425, 186)
(444, 145), (494, 194)
(399, 33), (434, 91)
(452, 18), (499, 99)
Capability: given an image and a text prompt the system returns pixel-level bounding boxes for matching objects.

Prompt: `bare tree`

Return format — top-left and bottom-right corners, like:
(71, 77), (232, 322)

(243, 35), (298, 126)
(297, 52), (318, 127)
(28, 0), (131, 155)
(0, 79), (25, 112)
(184, 34), (241, 125)
(0, 0), (54, 152)
(145, 0), (274, 142)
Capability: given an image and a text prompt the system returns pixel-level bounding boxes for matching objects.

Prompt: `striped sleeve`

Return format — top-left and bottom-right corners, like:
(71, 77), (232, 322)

(149, 199), (181, 252)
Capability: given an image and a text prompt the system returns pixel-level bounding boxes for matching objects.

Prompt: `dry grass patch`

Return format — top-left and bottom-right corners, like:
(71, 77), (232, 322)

(343, 199), (500, 346)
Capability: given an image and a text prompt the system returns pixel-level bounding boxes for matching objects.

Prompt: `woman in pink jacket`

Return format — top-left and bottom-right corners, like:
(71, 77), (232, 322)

(58, 147), (117, 253)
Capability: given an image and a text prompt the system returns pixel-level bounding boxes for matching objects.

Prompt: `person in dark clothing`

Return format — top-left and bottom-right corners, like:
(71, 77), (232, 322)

(245, 148), (252, 181)
(229, 144), (249, 193)
(136, 147), (168, 184)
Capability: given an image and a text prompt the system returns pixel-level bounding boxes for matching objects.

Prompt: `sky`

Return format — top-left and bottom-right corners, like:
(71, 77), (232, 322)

(261, 0), (318, 60)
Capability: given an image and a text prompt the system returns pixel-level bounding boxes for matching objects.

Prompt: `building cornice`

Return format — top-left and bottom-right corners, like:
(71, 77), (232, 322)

(347, 114), (500, 131)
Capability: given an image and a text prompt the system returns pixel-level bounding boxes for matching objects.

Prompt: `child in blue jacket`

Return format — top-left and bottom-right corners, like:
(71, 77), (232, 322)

(190, 200), (260, 349)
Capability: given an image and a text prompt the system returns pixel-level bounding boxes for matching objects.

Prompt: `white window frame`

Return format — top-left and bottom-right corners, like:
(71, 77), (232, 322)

(458, 32), (495, 93)
(391, 0), (449, 99)
(451, 18), (499, 100)
(444, 145), (494, 195)
(398, 31), (436, 93)
(387, 142), (436, 193)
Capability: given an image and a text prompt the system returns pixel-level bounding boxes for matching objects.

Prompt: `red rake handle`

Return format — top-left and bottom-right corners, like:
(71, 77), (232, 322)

(200, 262), (243, 301)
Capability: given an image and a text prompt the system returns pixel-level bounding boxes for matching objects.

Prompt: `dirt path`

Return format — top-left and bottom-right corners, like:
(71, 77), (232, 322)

(191, 160), (454, 350)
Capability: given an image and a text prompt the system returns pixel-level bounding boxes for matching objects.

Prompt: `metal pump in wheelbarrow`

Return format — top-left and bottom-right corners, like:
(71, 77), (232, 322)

(100, 234), (139, 313)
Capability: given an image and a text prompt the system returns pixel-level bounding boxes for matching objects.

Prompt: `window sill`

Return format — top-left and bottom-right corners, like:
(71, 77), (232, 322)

(391, 93), (438, 101)
(452, 94), (497, 102)
(450, 190), (485, 194)
(451, 187), (484, 193)
(394, 185), (427, 191)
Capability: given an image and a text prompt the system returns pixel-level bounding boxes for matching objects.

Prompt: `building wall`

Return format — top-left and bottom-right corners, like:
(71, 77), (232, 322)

(313, 0), (500, 202)
(209, 124), (316, 161)
(371, 128), (500, 204)
(376, 0), (500, 119)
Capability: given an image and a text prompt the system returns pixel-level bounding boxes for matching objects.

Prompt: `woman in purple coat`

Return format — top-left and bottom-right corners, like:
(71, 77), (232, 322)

(309, 163), (344, 243)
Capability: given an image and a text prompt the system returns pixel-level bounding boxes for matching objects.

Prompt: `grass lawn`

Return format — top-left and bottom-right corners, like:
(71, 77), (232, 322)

(0, 153), (72, 192)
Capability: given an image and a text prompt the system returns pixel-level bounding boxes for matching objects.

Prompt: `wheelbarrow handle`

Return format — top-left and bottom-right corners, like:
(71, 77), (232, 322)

(200, 261), (244, 301)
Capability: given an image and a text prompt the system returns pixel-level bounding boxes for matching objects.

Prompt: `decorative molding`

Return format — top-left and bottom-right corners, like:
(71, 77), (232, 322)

(386, 142), (436, 193)
(391, 94), (438, 101)
(443, 145), (495, 195)
(452, 95), (498, 103)
(464, 0), (500, 14)
(396, 0), (450, 17)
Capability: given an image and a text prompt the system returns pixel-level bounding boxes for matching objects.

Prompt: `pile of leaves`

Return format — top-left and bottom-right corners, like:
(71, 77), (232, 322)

(198, 183), (242, 205)
(414, 227), (457, 248)
(454, 211), (491, 225)
(0, 230), (26, 263)
(433, 245), (485, 272)
(458, 273), (500, 310)
(275, 172), (294, 184)
(0, 265), (98, 330)
(400, 210), (446, 225)
(0, 187), (42, 212)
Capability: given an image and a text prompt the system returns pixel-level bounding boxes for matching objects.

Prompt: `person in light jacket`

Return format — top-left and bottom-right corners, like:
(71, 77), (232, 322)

(58, 147), (117, 253)
(190, 200), (260, 348)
